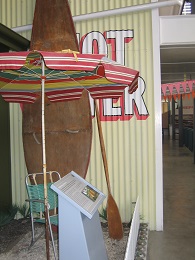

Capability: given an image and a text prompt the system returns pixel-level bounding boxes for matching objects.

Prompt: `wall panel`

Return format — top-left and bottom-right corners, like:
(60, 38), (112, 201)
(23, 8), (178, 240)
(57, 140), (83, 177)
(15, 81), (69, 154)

(71, 0), (156, 228)
(1, 0), (157, 229)
(0, 0), (35, 214)
(0, 0), (35, 40)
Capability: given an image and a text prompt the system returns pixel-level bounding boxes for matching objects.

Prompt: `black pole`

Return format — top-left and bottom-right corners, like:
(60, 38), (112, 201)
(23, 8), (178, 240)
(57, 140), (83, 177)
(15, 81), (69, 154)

(172, 97), (175, 140)
(179, 95), (183, 147)
(193, 98), (195, 163)
(191, 0), (195, 14)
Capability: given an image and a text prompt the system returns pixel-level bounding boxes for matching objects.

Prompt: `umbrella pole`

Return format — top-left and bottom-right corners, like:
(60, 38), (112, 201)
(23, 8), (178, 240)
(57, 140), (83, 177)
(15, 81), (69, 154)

(41, 59), (50, 260)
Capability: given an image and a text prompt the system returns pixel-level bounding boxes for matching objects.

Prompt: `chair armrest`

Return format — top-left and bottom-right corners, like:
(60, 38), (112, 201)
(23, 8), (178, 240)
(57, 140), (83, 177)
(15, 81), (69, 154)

(25, 199), (51, 210)
(25, 199), (45, 204)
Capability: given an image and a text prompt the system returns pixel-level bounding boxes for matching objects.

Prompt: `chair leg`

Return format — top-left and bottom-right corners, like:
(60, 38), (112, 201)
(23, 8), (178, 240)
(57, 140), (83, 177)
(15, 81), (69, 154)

(47, 212), (57, 260)
(30, 213), (35, 246)
(29, 213), (45, 248)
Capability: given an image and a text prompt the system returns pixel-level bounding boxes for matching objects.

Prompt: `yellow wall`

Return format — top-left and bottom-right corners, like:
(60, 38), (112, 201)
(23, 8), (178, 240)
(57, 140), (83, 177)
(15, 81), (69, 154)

(0, 0), (35, 40)
(70, 0), (156, 228)
(1, 0), (158, 229)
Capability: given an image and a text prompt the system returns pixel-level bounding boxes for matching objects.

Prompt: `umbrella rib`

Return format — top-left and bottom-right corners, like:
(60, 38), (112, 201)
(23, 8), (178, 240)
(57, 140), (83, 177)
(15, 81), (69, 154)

(22, 64), (42, 78)
(0, 64), (44, 92)
(47, 69), (89, 86)
(45, 69), (69, 79)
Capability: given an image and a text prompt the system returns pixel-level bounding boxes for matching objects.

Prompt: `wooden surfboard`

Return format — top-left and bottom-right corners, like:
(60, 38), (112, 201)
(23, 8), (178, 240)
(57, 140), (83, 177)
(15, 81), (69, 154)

(22, 0), (92, 179)
(23, 91), (92, 179)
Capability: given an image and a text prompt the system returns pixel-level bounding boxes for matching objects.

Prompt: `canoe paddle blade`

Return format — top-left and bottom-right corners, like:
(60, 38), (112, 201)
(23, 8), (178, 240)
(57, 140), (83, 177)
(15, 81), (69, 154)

(107, 194), (123, 240)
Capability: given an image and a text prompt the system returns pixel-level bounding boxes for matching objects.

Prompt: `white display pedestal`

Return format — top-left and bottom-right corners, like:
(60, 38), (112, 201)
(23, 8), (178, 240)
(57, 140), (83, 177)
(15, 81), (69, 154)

(51, 171), (108, 260)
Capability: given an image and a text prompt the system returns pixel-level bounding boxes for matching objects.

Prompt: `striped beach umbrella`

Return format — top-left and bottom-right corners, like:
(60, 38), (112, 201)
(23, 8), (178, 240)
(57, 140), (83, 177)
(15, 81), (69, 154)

(0, 50), (139, 103)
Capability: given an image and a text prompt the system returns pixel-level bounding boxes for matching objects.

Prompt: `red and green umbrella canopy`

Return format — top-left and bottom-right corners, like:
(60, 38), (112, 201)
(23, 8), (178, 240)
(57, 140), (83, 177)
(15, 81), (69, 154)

(0, 51), (139, 103)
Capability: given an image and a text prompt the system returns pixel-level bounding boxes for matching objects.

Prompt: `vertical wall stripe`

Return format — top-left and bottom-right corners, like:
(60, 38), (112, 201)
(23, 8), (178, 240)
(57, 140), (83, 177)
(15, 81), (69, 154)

(9, 104), (28, 210)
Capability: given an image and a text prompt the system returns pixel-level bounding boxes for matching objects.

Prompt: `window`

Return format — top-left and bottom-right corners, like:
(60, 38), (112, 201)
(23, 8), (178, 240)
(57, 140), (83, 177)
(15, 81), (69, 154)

(182, 1), (191, 15)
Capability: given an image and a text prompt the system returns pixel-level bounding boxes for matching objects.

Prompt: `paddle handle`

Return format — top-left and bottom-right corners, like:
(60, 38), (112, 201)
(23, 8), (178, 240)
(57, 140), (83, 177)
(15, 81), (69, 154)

(95, 100), (111, 194)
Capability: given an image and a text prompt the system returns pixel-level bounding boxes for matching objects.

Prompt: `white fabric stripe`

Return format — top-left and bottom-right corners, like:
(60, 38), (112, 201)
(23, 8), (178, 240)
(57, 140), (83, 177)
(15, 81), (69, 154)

(88, 90), (123, 94)
(3, 98), (35, 103)
(0, 64), (25, 68)
(0, 56), (27, 60)
(105, 76), (130, 83)
(91, 94), (121, 98)
(49, 96), (81, 102)
(105, 70), (137, 78)
(2, 94), (36, 100)
(47, 92), (83, 98)
(44, 64), (96, 70)
(43, 56), (100, 62)
(47, 90), (123, 99)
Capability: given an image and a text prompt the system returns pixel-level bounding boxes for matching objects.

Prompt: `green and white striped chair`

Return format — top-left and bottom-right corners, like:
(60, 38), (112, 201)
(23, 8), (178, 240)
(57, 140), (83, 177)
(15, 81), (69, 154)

(25, 171), (61, 259)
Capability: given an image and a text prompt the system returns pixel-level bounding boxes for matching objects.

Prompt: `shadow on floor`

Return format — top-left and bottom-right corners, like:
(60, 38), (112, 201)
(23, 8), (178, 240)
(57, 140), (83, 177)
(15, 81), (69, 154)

(147, 135), (195, 260)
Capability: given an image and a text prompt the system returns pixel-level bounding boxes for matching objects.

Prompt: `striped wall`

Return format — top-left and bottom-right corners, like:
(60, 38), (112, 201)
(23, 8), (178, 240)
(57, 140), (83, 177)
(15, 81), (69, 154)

(71, 0), (157, 229)
(0, 0), (160, 230)
(0, 0), (35, 40)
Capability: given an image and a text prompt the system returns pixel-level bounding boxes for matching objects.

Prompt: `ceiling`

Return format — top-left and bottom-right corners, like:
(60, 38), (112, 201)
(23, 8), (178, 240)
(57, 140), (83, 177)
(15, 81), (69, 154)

(160, 44), (195, 84)
(159, 0), (183, 16)
(159, 0), (195, 84)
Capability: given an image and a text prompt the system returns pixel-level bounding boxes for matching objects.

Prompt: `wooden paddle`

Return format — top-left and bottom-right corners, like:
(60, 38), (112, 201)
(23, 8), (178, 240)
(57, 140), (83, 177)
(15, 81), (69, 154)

(95, 100), (123, 240)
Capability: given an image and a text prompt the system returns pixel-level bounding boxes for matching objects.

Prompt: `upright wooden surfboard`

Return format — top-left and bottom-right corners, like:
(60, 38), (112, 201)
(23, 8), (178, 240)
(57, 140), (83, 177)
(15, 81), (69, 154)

(22, 0), (92, 179)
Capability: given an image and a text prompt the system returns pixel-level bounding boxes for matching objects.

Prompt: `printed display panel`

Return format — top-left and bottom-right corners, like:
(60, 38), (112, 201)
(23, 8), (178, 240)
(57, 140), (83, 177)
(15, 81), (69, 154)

(51, 171), (106, 218)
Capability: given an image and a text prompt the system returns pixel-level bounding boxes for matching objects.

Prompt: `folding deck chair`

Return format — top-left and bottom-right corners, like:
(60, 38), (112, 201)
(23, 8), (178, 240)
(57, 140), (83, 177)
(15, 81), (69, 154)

(25, 171), (61, 259)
